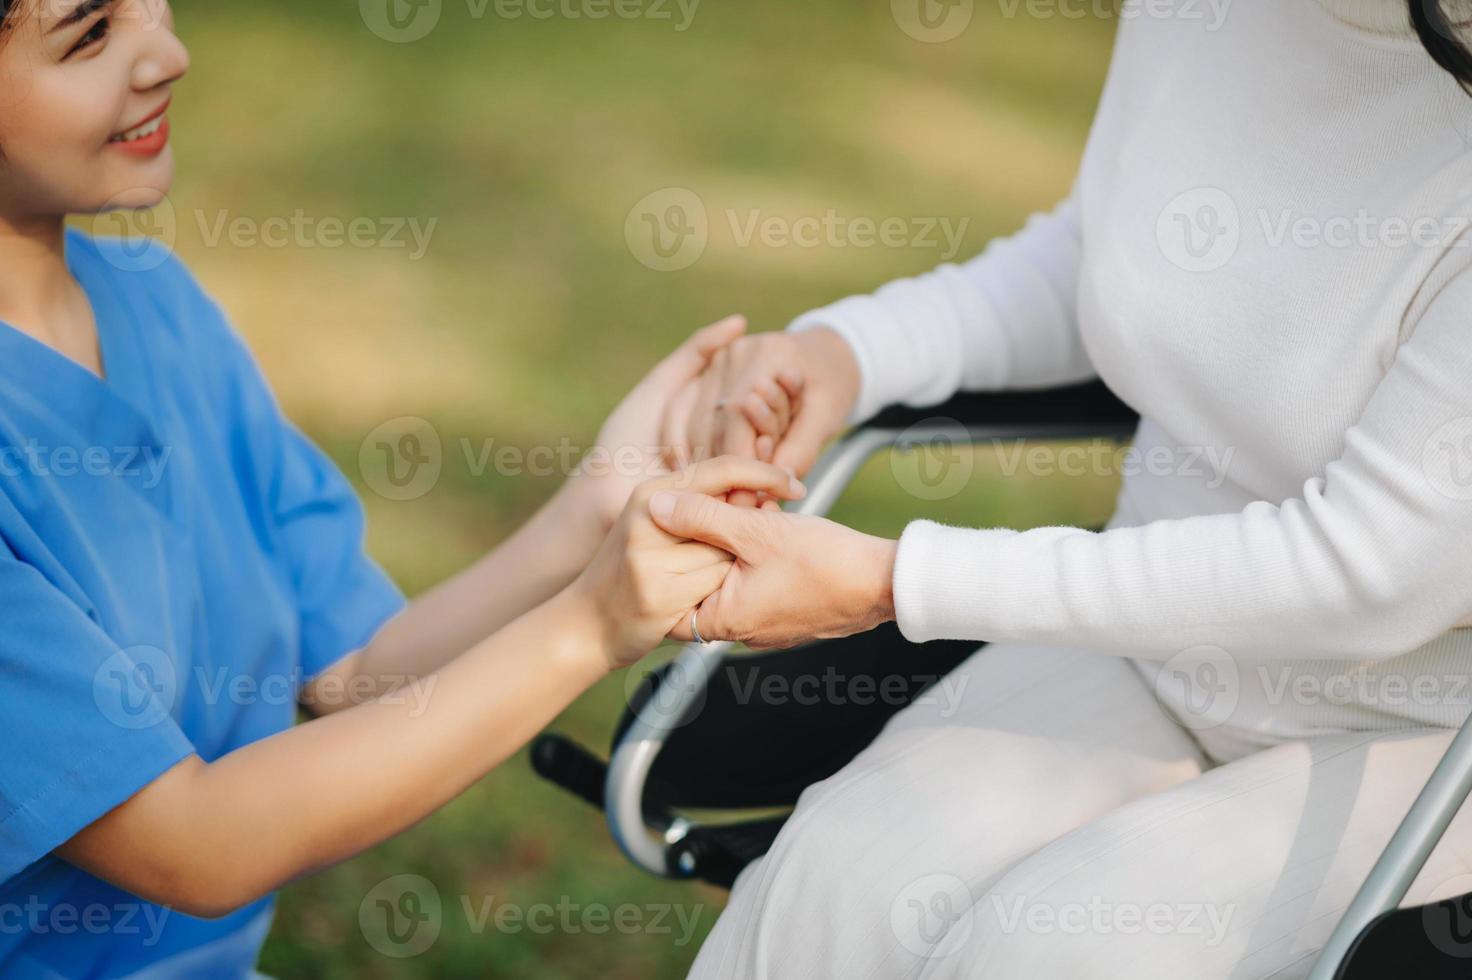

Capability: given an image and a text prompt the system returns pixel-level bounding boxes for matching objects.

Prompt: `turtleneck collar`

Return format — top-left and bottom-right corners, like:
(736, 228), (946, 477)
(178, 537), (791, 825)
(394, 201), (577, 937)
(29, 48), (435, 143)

(1312, 0), (1420, 39)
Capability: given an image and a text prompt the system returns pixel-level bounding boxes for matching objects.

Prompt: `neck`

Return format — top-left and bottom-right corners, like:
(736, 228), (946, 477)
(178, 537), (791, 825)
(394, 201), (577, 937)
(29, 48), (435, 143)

(0, 213), (86, 345)
(0, 213), (103, 378)
(1313, 0), (1419, 38)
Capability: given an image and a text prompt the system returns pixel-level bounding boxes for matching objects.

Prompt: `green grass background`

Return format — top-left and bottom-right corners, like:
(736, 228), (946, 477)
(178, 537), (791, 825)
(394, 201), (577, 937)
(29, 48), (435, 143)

(155, 1), (1120, 976)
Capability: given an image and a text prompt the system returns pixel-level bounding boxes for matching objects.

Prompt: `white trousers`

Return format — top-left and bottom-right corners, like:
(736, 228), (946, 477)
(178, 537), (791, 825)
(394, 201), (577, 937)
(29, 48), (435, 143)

(685, 641), (1472, 979)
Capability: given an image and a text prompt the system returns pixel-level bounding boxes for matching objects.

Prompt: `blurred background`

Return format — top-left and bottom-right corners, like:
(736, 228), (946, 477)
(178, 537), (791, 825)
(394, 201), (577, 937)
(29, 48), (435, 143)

(128, 1), (1123, 975)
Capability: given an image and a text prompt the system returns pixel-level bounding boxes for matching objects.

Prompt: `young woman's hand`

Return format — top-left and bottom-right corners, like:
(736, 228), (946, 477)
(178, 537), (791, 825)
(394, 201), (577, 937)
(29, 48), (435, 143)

(662, 326), (861, 491)
(566, 456), (807, 668)
(569, 315), (748, 534)
(650, 489), (896, 650)
(660, 346), (804, 474)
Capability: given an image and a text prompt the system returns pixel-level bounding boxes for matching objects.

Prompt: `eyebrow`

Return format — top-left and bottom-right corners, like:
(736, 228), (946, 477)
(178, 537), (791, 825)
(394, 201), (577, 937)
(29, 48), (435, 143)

(48, 0), (111, 35)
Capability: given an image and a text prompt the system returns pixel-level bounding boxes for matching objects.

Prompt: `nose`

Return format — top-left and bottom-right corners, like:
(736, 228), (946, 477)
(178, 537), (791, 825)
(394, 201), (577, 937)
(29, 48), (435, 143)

(131, 1), (190, 94)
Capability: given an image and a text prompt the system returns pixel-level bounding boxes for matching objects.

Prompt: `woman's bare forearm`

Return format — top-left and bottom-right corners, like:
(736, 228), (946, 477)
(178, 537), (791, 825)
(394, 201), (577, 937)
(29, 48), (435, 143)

(58, 455), (800, 918)
(57, 588), (610, 917)
(311, 480), (605, 709)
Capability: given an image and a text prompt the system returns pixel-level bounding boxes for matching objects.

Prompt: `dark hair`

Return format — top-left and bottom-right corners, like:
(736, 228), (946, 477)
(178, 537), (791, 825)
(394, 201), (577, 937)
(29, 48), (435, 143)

(1412, 1), (1472, 88)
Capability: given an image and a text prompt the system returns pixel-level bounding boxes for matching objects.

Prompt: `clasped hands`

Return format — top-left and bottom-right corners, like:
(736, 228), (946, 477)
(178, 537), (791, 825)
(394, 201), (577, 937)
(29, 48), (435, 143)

(570, 315), (897, 668)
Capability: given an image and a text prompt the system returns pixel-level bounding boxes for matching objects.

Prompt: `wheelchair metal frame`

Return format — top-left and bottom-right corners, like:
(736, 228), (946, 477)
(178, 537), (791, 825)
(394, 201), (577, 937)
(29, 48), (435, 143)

(601, 403), (1472, 979)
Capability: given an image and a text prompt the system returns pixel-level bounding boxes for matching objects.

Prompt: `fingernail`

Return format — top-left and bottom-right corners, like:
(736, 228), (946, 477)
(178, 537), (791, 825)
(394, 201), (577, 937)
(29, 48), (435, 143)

(788, 476), (806, 498)
(649, 491), (677, 521)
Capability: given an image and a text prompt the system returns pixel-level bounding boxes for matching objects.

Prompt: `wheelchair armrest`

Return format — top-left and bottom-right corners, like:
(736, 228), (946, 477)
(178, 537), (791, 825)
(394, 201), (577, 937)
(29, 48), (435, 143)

(858, 379), (1139, 439)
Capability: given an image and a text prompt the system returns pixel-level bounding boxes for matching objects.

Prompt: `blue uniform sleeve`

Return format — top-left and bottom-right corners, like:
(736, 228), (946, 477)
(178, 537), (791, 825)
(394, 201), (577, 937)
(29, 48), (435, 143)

(118, 239), (409, 682)
(212, 328), (407, 680)
(90, 234), (407, 680)
(0, 553), (196, 883)
(261, 406), (407, 679)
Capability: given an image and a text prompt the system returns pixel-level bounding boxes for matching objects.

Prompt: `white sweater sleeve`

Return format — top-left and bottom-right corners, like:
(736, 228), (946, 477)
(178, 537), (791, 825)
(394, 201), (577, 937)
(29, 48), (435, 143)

(786, 193), (1092, 424)
(891, 268), (1472, 663)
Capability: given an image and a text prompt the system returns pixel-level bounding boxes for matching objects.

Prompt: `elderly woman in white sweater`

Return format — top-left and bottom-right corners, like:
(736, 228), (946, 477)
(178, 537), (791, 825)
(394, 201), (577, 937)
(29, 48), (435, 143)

(645, 0), (1472, 976)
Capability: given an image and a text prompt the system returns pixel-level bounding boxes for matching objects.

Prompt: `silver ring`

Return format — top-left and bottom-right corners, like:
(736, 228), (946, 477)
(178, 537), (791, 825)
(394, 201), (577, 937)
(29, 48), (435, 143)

(691, 608), (707, 645)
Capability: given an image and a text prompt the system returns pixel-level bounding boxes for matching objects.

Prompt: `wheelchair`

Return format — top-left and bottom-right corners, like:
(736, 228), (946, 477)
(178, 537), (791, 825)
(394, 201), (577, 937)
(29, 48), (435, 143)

(531, 379), (1472, 979)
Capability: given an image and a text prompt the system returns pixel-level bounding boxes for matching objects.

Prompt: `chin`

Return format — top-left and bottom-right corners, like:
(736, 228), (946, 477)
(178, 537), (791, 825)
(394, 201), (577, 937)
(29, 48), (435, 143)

(96, 186), (170, 212)
(94, 152), (176, 212)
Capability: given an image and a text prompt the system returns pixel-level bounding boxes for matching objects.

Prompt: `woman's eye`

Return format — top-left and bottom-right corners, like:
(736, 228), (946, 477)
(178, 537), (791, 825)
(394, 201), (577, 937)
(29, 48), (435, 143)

(67, 17), (111, 58)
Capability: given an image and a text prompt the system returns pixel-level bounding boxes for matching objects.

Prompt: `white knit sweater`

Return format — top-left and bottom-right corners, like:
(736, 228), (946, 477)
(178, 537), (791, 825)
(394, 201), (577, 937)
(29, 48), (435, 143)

(790, 0), (1472, 743)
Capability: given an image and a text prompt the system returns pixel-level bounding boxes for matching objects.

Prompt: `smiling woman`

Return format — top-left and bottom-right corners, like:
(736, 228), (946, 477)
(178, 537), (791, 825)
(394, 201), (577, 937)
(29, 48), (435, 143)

(0, 0), (185, 222)
(0, 1), (805, 978)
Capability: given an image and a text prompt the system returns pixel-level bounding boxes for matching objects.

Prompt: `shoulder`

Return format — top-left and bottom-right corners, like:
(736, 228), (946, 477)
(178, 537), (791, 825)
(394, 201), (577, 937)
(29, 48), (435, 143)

(68, 226), (205, 309)
(66, 227), (254, 377)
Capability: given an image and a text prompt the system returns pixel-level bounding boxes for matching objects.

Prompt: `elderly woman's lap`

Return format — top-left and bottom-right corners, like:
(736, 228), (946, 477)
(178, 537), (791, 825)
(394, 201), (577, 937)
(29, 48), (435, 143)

(686, 640), (1207, 979)
(687, 641), (1472, 980)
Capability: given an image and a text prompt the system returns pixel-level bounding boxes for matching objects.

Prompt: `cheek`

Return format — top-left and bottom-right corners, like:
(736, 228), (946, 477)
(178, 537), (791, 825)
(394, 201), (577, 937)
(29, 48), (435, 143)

(29, 71), (123, 152)
(0, 92), (99, 163)
(0, 68), (135, 207)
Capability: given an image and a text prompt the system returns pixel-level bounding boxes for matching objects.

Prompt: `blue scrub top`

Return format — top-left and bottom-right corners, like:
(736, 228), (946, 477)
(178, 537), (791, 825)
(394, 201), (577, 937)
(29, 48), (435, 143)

(0, 230), (406, 978)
